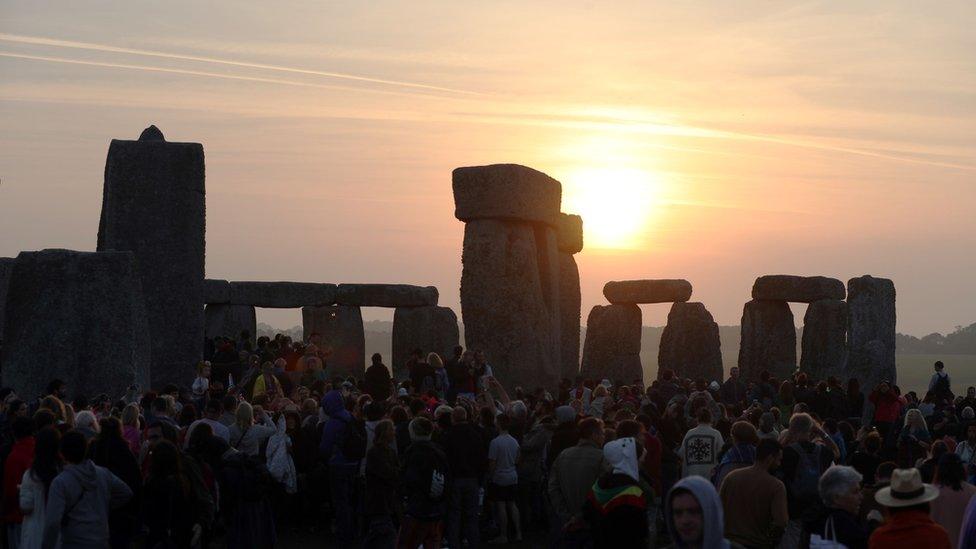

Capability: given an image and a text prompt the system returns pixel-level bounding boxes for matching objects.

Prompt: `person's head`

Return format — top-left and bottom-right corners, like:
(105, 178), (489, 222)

(149, 439), (183, 480)
(788, 412), (815, 441)
(11, 416), (33, 440)
(904, 408), (927, 430)
(579, 417), (605, 446)
(371, 353), (382, 366)
(428, 353), (444, 369)
(204, 399), (222, 420)
(60, 430), (88, 464)
(864, 431), (882, 454)
(729, 366), (739, 380)
(730, 421), (759, 446)
(666, 478), (724, 548)
(965, 422), (976, 443)
(876, 461), (897, 484)
(46, 379), (67, 399)
(97, 416), (123, 440)
(968, 386), (976, 398)
(408, 416), (433, 442)
(30, 427), (62, 491)
(451, 406), (468, 424)
(452, 345), (463, 358)
(604, 436), (642, 481)
(235, 401), (254, 428)
(374, 419), (396, 448)
(875, 468), (939, 511)
(7, 399), (27, 419)
(222, 394), (238, 414)
(755, 438), (782, 470)
(878, 381), (891, 394)
(759, 412), (776, 433)
(495, 413), (511, 433)
(934, 361), (944, 372)
(74, 411), (99, 434)
(935, 453), (966, 491)
(819, 465), (864, 514)
(151, 397), (170, 418)
(696, 406), (712, 426)
(197, 361), (211, 378)
(146, 420), (178, 447)
(33, 409), (56, 431)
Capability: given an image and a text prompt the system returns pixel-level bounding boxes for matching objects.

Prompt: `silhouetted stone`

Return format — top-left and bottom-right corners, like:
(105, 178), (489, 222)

(203, 279), (231, 304)
(229, 282), (337, 308)
(1, 249), (150, 398)
(97, 126), (205, 388)
(800, 299), (848, 381)
(847, 276), (896, 391)
(391, 306), (460, 379)
(453, 164), (562, 226)
(302, 305), (365, 378)
(559, 254), (581, 380)
(205, 304), (256, 343)
(581, 304), (643, 385)
(752, 275), (846, 303)
(460, 219), (560, 389)
(335, 284), (438, 308)
(603, 279), (692, 304)
(557, 213), (583, 254)
(139, 125), (165, 142)
(738, 299), (796, 381)
(659, 302), (723, 383)
(0, 258), (13, 347)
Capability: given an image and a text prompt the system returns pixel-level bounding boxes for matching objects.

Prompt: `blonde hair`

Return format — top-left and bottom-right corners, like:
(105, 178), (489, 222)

(428, 353), (444, 369)
(904, 408), (928, 430)
(40, 396), (66, 422)
(196, 361), (211, 374)
(236, 400), (254, 428)
(593, 385), (608, 398)
(122, 403), (140, 427)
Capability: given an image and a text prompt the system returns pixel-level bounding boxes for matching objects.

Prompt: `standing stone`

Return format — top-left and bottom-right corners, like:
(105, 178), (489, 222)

(604, 279), (693, 304)
(581, 304), (643, 385)
(738, 299), (796, 381)
(558, 254), (582, 380)
(752, 275), (846, 303)
(847, 276), (896, 391)
(659, 302), (723, 383)
(97, 126), (205, 389)
(204, 304), (257, 344)
(800, 299), (848, 381)
(302, 305), (365, 378)
(1, 249), (150, 399)
(391, 306), (460, 380)
(557, 214), (583, 254)
(0, 258), (13, 349)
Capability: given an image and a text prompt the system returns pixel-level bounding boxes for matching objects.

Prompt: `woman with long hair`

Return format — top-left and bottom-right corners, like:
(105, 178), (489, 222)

(227, 401), (275, 458)
(143, 440), (202, 548)
(90, 417), (142, 549)
(898, 408), (931, 467)
(19, 427), (62, 549)
(931, 453), (976, 549)
(121, 403), (141, 455)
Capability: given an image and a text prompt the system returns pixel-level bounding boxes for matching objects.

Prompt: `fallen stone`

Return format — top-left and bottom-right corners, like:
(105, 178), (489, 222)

(229, 282), (337, 308)
(97, 126), (205, 388)
(0, 258), (13, 347)
(203, 279), (231, 304)
(460, 219), (560, 389)
(453, 164), (562, 226)
(659, 302), (723, 383)
(1, 249), (151, 398)
(557, 213), (583, 254)
(738, 299), (796, 382)
(800, 299), (848, 381)
(391, 306), (460, 379)
(302, 305), (365, 378)
(204, 304), (257, 343)
(335, 284), (438, 308)
(558, 253), (582, 380)
(847, 276), (896, 391)
(752, 275), (846, 303)
(603, 279), (693, 304)
(580, 304), (643, 385)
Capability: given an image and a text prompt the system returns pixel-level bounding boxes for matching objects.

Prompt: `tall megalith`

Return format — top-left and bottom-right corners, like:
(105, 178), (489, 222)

(847, 276), (896, 391)
(391, 306), (460, 380)
(453, 164), (563, 389)
(557, 213), (583, 381)
(580, 304), (643, 385)
(302, 305), (365, 378)
(1, 250), (151, 399)
(659, 302), (723, 383)
(800, 299), (848, 381)
(97, 126), (205, 388)
(0, 258), (13, 351)
(738, 299), (796, 381)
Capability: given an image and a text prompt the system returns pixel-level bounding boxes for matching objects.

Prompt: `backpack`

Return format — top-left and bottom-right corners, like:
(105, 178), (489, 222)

(789, 443), (823, 504)
(226, 454), (274, 502)
(425, 447), (449, 503)
(340, 418), (368, 462)
(933, 374), (952, 400)
(809, 515), (848, 549)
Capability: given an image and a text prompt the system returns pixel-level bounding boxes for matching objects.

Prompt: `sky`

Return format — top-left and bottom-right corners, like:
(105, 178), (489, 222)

(1, 1), (974, 336)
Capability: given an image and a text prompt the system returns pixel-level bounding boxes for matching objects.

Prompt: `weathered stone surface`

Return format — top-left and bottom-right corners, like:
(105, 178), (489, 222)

(559, 253), (582, 380)
(335, 284), (438, 308)
(0, 258), (13, 347)
(752, 275), (845, 303)
(97, 127), (205, 388)
(391, 306), (460, 379)
(738, 299), (796, 381)
(460, 219), (560, 390)
(581, 304), (643, 385)
(800, 299), (848, 381)
(603, 279), (693, 304)
(203, 279), (230, 304)
(453, 164), (562, 226)
(1, 250), (150, 399)
(557, 213), (583, 254)
(659, 302), (723, 383)
(847, 276), (896, 391)
(229, 282), (337, 308)
(301, 305), (365, 378)
(204, 304), (256, 343)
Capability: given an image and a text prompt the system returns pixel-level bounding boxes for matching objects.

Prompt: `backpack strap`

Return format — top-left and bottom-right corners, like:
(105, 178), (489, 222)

(234, 426), (250, 450)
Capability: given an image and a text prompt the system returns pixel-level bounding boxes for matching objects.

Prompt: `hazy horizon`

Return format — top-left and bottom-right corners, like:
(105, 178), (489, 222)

(2, 2), (974, 337)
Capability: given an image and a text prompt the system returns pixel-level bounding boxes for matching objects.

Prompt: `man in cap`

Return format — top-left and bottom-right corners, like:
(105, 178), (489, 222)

(868, 468), (950, 548)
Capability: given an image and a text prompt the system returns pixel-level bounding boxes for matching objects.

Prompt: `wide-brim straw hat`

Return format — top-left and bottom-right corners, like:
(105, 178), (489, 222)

(875, 468), (939, 507)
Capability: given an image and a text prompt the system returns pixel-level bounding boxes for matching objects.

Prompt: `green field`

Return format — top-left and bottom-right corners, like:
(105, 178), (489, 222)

(895, 354), (976, 395)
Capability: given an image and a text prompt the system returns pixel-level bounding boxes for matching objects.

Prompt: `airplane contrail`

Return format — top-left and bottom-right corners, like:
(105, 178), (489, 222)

(0, 33), (483, 96)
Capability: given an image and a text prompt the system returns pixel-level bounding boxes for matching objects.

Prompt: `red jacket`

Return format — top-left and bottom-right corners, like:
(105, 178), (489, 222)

(869, 391), (902, 423)
(868, 510), (950, 549)
(2, 436), (34, 524)
(641, 432), (662, 495)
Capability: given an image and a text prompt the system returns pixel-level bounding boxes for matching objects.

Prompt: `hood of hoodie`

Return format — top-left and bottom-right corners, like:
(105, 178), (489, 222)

(604, 437), (640, 482)
(665, 476), (730, 549)
(321, 390), (350, 419)
(65, 460), (100, 491)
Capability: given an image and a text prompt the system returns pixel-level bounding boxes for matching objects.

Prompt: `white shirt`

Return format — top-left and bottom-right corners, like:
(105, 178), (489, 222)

(489, 432), (520, 486)
(186, 417), (230, 446)
(679, 423), (724, 479)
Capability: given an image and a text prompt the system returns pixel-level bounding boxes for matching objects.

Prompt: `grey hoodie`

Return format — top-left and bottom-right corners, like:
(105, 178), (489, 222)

(42, 460), (133, 549)
(665, 475), (732, 549)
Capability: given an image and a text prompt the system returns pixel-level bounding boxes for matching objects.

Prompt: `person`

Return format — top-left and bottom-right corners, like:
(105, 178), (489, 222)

(548, 417), (605, 543)
(318, 389), (362, 544)
(41, 430), (133, 549)
(399, 416), (449, 549)
(711, 420), (757, 487)
(678, 407), (723, 479)
(142, 440), (203, 547)
(956, 423), (976, 469)
(806, 465), (868, 549)
(227, 401), (275, 458)
(719, 438), (787, 549)
(363, 353), (392, 402)
(250, 361), (283, 401)
(961, 492), (976, 549)
(720, 367), (748, 407)
(429, 353), (450, 399)
(929, 361), (953, 402)
(898, 409), (931, 467)
(408, 349), (434, 394)
(779, 413), (837, 547)
(19, 427), (61, 549)
(930, 453), (976, 549)
(186, 398), (231, 446)
(88, 417), (141, 549)
(848, 431), (883, 486)
(488, 413), (521, 544)
(868, 381), (902, 446)
(581, 437), (649, 548)
(665, 475), (739, 549)
(363, 419), (399, 548)
(120, 403), (141, 455)
(191, 361), (211, 408)
(443, 406), (486, 549)
(3, 417), (35, 548)
(869, 468), (950, 548)
(547, 406), (580, 469)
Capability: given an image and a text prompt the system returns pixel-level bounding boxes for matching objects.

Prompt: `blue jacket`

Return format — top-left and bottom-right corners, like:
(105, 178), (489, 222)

(319, 390), (359, 467)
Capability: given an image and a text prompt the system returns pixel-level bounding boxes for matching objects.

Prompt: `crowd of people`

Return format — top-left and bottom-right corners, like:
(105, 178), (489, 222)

(0, 331), (974, 549)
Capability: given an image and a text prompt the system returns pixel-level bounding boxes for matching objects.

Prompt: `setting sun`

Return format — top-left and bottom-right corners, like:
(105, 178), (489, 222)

(562, 166), (663, 250)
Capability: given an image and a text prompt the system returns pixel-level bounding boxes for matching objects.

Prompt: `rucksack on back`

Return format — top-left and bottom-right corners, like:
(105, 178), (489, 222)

(789, 443), (823, 503)
(340, 418), (368, 461)
(426, 448), (449, 503)
(933, 374), (952, 399)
